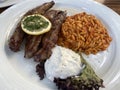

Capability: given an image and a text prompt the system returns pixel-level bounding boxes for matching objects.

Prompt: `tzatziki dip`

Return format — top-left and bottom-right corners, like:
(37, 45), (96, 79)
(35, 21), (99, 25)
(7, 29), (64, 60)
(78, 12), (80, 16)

(45, 46), (83, 81)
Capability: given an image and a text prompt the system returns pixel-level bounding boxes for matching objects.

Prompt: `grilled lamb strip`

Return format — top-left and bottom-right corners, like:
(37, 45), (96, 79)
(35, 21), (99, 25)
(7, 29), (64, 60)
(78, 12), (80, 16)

(34, 11), (67, 62)
(36, 60), (46, 80)
(8, 1), (55, 52)
(24, 35), (42, 58)
(36, 11), (66, 79)
(24, 10), (62, 58)
(8, 24), (25, 52)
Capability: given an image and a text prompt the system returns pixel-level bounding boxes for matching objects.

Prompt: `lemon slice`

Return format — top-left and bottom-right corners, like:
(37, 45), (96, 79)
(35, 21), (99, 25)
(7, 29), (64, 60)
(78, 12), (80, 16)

(21, 14), (52, 35)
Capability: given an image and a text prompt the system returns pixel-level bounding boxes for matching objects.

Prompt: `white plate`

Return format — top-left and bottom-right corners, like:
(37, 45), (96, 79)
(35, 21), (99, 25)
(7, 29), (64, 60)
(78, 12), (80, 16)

(0, 0), (22, 8)
(0, 0), (120, 90)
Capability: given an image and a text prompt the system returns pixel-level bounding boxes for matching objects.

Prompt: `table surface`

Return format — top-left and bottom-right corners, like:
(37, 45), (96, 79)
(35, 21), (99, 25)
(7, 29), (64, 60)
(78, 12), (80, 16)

(96, 0), (120, 15)
(0, 0), (120, 15)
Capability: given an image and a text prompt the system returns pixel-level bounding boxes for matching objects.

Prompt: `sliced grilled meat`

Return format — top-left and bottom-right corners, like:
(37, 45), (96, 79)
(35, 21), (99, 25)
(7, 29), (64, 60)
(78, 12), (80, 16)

(34, 11), (67, 62)
(36, 61), (46, 80)
(35, 10), (63, 80)
(8, 24), (25, 52)
(24, 35), (42, 58)
(27, 1), (55, 15)
(24, 10), (61, 58)
(9, 1), (55, 52)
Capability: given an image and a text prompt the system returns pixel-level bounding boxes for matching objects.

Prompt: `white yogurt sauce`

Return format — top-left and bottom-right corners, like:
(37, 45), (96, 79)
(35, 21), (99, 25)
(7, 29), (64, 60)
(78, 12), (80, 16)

(45, 46), (82, 81)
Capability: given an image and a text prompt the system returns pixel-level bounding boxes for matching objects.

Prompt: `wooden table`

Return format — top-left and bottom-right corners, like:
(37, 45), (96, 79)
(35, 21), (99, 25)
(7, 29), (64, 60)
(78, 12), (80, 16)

(0, 0), (120, 15)
(96, 0), (120, 15)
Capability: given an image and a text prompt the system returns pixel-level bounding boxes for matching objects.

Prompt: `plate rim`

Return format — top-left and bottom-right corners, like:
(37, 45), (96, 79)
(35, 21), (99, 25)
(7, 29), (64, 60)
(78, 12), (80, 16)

(0, 0), (22, 8)
(0, 0), (120, 90)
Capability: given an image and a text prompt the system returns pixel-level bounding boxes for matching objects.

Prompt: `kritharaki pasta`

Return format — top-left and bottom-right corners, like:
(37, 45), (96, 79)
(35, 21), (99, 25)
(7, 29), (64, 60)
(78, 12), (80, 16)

(58, 12), (112, 55)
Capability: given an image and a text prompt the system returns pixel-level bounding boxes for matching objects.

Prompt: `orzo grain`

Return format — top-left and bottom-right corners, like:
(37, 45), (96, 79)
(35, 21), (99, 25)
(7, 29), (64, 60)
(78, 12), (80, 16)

(57, 12), (112, 55)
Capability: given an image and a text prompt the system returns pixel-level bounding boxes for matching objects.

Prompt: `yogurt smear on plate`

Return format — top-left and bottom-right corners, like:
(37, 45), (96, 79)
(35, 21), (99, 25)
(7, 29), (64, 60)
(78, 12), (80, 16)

(45, 46), (82, 81)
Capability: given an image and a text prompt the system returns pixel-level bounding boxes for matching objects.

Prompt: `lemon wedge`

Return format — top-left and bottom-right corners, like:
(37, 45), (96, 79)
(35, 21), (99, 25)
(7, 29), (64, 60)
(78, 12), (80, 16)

(21, 14), (52, 35)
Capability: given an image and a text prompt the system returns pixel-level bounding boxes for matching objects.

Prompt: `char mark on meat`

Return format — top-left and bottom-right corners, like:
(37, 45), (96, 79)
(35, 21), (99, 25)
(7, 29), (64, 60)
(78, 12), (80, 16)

(24, 10), (61, 58)
(34, 11), (67, 62)
(8, 1), (55, 52)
